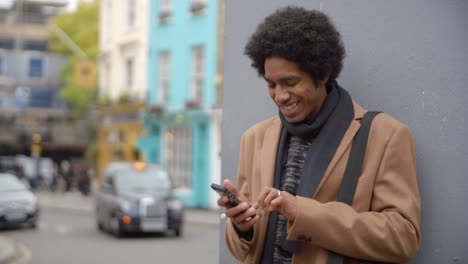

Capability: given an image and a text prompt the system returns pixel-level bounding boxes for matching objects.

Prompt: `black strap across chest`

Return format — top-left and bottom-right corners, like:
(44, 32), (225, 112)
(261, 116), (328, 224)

(328, 111), (382, 264)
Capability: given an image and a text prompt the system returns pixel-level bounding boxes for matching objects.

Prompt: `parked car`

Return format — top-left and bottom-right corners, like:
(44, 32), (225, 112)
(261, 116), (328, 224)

(95, 162), (184, 237)
(0, 173), (39, 229)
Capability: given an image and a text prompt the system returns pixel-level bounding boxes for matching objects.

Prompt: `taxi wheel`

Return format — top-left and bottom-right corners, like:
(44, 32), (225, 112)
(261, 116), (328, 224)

(175, 227), (182, 237)
(110, 215), (124, 237)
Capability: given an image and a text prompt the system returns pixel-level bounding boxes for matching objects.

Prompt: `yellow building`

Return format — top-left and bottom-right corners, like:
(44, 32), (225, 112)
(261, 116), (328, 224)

(96, 102), (146, 182)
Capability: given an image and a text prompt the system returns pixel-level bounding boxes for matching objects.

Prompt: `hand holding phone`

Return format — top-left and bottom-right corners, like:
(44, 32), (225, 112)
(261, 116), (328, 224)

(212, 181), (259, 233)
(211, 183), (241, 207)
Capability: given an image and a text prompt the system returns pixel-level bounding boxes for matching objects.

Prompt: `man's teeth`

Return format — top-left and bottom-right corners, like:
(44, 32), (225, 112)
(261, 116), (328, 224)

(283, 103), (297, 110)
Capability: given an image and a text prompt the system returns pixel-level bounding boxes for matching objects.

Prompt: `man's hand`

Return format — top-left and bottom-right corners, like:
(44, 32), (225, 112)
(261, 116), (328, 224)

(256, 186), (298, 222)
(217, 179), (260, 233)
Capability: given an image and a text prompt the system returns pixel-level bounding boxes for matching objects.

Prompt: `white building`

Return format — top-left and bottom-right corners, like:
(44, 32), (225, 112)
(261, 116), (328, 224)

(98, 0), (149, 102)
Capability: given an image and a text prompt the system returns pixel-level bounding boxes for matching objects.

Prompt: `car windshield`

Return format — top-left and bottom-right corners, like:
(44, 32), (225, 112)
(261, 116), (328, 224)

(114, 168), (171, 194)
(0, 175), (27, 192)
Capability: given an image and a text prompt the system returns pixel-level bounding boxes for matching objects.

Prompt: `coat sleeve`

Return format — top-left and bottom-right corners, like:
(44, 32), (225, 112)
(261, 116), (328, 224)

(287, 124), (421, 263)
(224, 133), (257, 262)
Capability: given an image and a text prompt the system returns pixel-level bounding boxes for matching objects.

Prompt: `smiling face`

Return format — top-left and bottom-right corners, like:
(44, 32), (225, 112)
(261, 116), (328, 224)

(264, 56), (328, 123)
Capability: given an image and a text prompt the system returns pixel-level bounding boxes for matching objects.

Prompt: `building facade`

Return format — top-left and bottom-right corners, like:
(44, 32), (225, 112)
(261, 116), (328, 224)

(0, 0), (86, 160)
(97, 0), (150, 180)
(138, 0), (223, 208)
(98, 0), (150, 102)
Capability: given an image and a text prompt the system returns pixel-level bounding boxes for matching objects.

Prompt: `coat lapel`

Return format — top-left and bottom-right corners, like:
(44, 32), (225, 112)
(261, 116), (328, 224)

(314, 102), (366, 194)
(260, 117), (282, 189)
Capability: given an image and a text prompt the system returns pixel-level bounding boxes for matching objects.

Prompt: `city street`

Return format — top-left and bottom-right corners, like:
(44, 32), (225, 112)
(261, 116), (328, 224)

(2, 207), (220, 263)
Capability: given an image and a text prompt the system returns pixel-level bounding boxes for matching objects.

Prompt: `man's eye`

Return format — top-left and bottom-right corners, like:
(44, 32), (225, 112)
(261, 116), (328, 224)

(267, 83), (275, 88)
(286, 81), (297, 87)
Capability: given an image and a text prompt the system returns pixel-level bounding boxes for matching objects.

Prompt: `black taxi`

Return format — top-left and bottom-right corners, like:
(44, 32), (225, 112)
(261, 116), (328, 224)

(95, 162), (183, 237)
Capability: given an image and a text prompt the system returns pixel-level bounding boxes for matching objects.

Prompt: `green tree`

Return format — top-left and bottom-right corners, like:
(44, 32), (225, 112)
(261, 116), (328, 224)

(50, 0), (100, 114)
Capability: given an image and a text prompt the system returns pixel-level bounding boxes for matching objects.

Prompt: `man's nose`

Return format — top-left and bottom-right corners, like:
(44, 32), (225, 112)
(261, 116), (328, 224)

(274, 86), (290, 104)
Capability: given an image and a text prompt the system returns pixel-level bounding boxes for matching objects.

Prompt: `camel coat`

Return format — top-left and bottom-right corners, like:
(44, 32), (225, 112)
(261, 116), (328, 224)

(225, 102), (421, 264)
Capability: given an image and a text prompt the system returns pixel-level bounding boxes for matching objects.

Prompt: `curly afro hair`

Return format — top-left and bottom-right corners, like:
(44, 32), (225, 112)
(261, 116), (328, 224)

(244, 6), (345, 83)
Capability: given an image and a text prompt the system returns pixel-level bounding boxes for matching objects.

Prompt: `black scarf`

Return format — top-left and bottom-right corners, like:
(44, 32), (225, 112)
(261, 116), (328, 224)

(260, 81), (355, 263)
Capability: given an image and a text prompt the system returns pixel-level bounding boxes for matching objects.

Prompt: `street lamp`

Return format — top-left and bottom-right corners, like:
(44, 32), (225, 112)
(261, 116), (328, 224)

(30, 133), (42, 189)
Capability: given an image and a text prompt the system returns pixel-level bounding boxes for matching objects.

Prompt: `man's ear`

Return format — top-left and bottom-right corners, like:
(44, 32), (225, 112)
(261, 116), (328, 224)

(315, 74), (330, 91)
(320, 73), (331, 86)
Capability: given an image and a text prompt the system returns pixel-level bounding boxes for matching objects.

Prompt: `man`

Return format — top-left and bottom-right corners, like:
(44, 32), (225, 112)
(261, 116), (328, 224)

(217, 6), (421, 264)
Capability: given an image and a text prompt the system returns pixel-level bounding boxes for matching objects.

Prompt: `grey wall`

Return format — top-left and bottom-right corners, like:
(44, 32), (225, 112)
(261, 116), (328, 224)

(220, 0), (468, 263)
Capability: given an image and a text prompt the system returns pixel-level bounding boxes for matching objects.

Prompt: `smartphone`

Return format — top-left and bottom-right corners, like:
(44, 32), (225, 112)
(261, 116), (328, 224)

(211, 183), (241, 207)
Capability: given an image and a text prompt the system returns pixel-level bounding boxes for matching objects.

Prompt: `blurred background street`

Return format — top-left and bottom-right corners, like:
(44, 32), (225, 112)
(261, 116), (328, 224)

(1, 0), (225, 262)
(2, 191), (220, 264)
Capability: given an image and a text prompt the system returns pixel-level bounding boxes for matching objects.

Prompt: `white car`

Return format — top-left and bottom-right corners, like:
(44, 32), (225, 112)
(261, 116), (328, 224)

(0, 173), (39, 229)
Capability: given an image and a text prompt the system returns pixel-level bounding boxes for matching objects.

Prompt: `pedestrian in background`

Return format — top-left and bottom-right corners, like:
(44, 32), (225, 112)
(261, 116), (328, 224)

(60, 160), (73, 192)
(218, 6), (420, 263)
(49, 163), (63, 192)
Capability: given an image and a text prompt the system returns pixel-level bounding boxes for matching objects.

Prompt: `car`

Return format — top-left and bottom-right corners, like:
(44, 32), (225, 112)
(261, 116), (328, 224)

(95, 161), (184, 237)
(0, 173), (39, 229)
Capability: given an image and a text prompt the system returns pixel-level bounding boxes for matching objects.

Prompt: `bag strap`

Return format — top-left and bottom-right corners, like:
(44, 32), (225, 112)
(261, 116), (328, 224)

(337, 111), (381, 204)
(328, 111), (382, 264)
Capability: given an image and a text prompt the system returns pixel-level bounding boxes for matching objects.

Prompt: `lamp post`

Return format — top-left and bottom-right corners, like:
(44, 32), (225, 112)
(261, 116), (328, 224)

(30, 133), (42, 189)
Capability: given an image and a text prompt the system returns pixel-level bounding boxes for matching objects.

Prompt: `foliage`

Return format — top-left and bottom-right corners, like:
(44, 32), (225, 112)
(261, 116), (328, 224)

(118, 93), (131, 103)
(50, 0), (100, 114)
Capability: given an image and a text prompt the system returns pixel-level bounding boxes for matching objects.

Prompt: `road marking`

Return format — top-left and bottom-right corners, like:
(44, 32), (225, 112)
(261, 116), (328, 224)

(55, 224), (71, 234)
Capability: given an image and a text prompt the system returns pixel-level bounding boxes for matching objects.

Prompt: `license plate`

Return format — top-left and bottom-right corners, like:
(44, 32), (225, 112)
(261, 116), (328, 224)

(141, 218), (167, 231)
(6, 212), (26, 221)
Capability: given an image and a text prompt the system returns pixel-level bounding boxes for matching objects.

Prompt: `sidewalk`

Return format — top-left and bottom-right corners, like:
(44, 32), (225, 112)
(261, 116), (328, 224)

(35, 191), (221, 226)
(0, 236), (31, 264)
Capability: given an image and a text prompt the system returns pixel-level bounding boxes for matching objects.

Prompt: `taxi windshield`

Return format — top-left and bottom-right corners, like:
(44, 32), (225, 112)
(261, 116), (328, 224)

(114, 168), (171, 194)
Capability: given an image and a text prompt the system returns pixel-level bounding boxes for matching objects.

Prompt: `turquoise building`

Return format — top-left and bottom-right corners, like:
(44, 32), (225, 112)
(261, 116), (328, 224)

(138, 0), (223, 208)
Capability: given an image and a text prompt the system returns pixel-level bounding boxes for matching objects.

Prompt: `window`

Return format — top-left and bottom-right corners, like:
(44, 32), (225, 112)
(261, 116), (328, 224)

(23, 40), (48, 51)
(164, 125), (192, 189)
(158, 51), (170, 103)
(190, 45), (204, 101)
(159, 0), (171, 24)
(125, 58), (134, 89)
(29, 58), (43, 78)
(190, 0), (206, 14)
(127, 0), (136, 28)
(0, 38), (14, 50)
(160, 0), (172, 13)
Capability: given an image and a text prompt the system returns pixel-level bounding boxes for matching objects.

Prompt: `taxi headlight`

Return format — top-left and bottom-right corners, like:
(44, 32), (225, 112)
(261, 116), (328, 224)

(120, 200), (133, 212)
